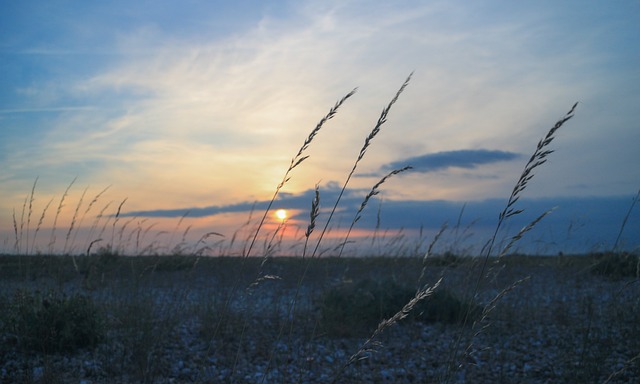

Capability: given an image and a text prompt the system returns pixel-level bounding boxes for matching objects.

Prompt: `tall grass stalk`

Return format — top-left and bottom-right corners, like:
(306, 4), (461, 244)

(244, 88), (357, 258)
(12, 195), (27, 255)
(167, 211), (190, 252)
(445, 102), (578, 381)
(48, 178), (77, 254)
(205, 90), (357, 381)
(417, 223), (448, 290)
(109, 198), (127, 254)
(330, 277), (442, 384)
(24, 177), (38, 254)
(31, 196), (54, 255)
(337, 166), (412, 257)
(256, 78), (409, 378)
(12, 209), (19, 254)
(261, 186), (321, 380)
(87, 200), (112, 250)
(303, 184), (321, 258)
(70, 185), (110, 253)
(311, 73), (413, 258)
(63, 186), (87, 256)
(18, 196), (27, 254)
(613, 187), (640, 252)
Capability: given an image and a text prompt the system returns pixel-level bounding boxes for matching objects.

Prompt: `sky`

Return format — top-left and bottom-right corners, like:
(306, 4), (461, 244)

(1, 0), (639, 256)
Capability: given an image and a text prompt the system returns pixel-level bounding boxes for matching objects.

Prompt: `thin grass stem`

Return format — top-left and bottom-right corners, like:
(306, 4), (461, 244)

(311, 73), (412, 258)
(337, 166), (412, 257)
(244, 89), (357, 258)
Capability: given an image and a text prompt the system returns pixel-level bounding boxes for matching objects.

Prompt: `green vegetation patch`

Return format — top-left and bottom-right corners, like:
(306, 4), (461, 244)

(319, 278), (480, 337)
(4, 289), (105, 354)
(590, 252), (639, 279)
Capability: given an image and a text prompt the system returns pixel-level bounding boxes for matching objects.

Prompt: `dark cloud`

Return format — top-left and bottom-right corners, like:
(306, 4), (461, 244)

(121, 183), (347, 218)
(121, 183), (639, 253)
(381, 149), (522, 174)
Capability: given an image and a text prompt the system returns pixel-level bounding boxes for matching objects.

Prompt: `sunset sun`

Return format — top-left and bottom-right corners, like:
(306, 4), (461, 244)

(275, 209), (287, 220)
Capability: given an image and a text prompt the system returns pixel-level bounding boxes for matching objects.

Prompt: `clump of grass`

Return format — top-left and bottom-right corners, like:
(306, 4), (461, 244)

(329, 278), (442, 383)
(5, 289), (104, 354)
(105, 290), (183, 383)
(319, 278), (416, 337)
(429, 251), (469, 267)
(417, 289), (482, 324)
(319, 276), (472, 338)
(590, 251), (639, 279)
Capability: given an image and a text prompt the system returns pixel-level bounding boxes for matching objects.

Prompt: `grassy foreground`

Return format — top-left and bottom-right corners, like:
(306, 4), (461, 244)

(1, 252), (639, 383)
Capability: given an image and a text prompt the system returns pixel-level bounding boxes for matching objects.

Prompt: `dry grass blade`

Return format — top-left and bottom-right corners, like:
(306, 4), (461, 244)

(331, 277), (442, 384)
(168, 211), (190, 251)
(498, 207), (556, 257)
(63, 186), (87, 255)
(191, 231), (225, 256)
(312, 73), (413, 258)
(292, 88), (358, 172)
(109, 198), (128, 253)
(302, 184), (321, 258)
(12, 209), (19, 253)
(25, 177), (38, 254)
(71, 185), (110, 251)
(357, 73), (412, 163)
(486, 102), (577, 259)
(244, 88), (357, 258)
(445, 103), (578, 382)
(306, 184), (320, 238)
(48, 177), (77, 254)
(31, 197), (53, 254)
(87, 200), (112, 247)
(417, 223), (448, 290)
(613, 187), (640, 252)
(603, 352), (640, 384)
(337, 166), (412, 257)
(86, 238), (103, 256)
(501, 102), (578, 222)
(17, 196), (27, 254)
(463, 276), (531, 365)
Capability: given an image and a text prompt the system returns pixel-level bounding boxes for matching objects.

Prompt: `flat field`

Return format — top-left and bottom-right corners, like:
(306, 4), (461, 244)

(1, 254), (638, 383)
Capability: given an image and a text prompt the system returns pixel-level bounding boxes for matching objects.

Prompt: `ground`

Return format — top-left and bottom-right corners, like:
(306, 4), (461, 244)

(1, 254), (638, 383)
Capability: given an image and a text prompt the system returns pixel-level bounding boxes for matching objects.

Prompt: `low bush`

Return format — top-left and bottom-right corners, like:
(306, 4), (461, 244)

(6, 289), (105, 354)
(590, 252), (639, 279)
(319, 278), (414, 337)
(415, 289), (481, 325)
(319, 278), (481, 337)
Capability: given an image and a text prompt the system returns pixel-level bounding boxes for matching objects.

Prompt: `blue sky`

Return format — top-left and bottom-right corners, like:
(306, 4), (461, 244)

(1, 0), (639, 255)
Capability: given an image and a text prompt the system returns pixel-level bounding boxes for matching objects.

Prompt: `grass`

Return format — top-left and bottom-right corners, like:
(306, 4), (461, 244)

(2, 77), (639, 383)
(1, 254), (638, 382)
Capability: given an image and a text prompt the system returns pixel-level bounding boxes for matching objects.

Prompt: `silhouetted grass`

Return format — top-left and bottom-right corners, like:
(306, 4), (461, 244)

(4, 78), (640, 383)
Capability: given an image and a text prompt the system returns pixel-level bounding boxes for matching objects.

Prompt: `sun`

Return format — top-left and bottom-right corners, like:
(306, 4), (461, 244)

(275, 209), (287, 221)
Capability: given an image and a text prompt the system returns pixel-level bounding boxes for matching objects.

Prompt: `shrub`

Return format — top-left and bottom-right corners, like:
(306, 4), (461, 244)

(590, 252), (639, 279)
(319, 278), (414, 337)
(414, 289), (481, 325)
(428, 251), (467, 267)
(6, 289), (104, 354)
(319, 278), (482, 337)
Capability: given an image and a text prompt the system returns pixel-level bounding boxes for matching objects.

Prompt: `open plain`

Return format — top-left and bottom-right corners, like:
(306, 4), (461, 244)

(1, 253), (638, 383)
